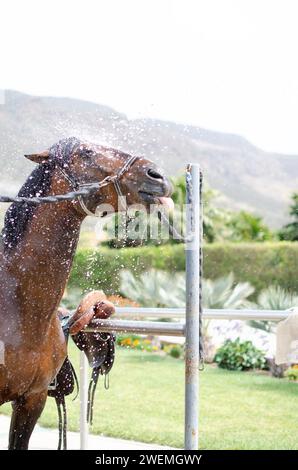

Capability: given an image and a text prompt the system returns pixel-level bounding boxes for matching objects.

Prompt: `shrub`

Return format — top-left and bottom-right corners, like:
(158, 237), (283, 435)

(214, 338), (266, 371)
(169, 345), (182, 359)
(285, 365), (298, 381)
(69, 242), (298, 297)
(163, 344), (183, 359)
(203, 242), (298, 297)
(69, 245), (185, 294)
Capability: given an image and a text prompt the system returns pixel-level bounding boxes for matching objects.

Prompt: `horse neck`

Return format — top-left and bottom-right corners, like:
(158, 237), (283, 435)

(1, 170), (86, 341)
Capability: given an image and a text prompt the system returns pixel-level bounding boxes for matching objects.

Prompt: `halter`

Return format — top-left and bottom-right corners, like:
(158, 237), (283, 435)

(57, 155), (139, 217)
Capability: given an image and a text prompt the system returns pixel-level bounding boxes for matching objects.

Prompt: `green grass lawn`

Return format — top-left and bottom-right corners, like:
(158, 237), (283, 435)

(1, 346), (298, 449)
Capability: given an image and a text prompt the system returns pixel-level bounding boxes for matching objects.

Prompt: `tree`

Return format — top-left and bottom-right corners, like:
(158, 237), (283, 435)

(226, 211), (272, 242)
(171, 175), (230, 243)
(279, 193), (298, 241)
(101, 174), (273, 246)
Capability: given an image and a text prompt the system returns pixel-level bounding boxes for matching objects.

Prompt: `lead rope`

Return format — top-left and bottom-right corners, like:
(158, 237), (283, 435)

(0, 181), (102, 204)
(0, 156), (139, 208)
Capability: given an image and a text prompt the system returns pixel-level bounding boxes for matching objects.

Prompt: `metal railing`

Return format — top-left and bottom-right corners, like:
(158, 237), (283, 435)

(79, 307), (286, 450)
(78, 163), (287, 450)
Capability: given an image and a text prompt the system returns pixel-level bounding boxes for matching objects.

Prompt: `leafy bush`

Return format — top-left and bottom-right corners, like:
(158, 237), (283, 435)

(69, 242), (298, 297)
(162, 344), (183, 359)
(226, 211), (273, 242)
(203, 242), (298, 297)
(285, 365), (298, 381)
(69, 245), (185, 294)
(214, 338), (266, 371)
(168, 345), (183, 359)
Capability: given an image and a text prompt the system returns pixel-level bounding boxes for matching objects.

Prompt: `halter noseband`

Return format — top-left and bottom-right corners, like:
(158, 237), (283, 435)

(57, 155), (139, 217)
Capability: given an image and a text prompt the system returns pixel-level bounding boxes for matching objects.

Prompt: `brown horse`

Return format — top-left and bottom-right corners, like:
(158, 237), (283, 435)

(0, 137), (172, 449)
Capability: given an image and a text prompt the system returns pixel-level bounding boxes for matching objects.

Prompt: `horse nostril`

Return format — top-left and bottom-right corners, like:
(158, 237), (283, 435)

(147, 168), (164, 180)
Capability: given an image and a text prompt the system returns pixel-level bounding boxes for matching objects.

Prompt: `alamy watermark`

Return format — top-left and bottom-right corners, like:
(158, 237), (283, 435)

(92, 200), (194, 245)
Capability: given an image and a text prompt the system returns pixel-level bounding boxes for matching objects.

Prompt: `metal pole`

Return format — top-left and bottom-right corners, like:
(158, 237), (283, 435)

(85, 319), (185, 336)
(185, 164), (201, 450)
(79, 351), (89, 450)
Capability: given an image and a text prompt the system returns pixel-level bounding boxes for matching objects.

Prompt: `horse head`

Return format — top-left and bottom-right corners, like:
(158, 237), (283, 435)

(25, 137), (173, 217)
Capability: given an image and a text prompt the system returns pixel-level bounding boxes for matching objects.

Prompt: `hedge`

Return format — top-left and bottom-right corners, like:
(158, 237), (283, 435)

(69, 242), (298, 296)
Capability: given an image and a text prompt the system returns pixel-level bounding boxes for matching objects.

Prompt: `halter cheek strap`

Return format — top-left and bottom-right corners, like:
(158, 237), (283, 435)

(57, 167), (91, 216)
(108, 155), (139, 213)
(77, 196), (97, 217)
(57, 155), (139, 217)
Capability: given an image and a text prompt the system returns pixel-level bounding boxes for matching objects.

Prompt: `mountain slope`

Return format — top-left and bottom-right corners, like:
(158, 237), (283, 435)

(0, 90), (297, 227)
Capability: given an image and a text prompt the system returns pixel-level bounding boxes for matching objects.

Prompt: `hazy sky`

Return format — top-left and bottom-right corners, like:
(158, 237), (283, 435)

(1, 0), (298, 154)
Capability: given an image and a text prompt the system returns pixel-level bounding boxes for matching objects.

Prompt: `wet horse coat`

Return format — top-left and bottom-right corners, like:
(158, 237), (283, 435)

(0, 137), (172, 449)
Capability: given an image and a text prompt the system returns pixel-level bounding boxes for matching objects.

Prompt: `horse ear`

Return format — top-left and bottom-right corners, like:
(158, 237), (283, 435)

(24, 150), (50, 164)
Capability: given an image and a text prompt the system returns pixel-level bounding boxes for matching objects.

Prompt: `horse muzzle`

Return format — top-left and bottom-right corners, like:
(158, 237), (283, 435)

(138, 167), (173, 206)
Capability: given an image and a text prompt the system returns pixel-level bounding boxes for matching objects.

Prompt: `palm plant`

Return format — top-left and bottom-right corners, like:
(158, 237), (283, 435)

(202, 273), (254, 309)
(250, 286), (298, 332)
(120, 269), (255, 362)
(120, 269), (254, 309)
(257, 285), (298, 310)
(120, 269), (185, 308)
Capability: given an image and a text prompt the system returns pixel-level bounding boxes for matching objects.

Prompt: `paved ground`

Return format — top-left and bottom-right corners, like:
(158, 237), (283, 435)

(0, 415), (172, 450)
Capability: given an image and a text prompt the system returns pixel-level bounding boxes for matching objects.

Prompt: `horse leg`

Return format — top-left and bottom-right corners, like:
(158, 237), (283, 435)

(8, 390), (48, 450)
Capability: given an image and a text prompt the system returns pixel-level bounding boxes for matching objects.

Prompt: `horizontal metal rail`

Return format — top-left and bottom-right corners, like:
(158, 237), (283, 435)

(113, 307), (289, 321)
(114, 307), (186, 318)
(85, 319), (185, 336)
(80, 307), (288, 450)
(84, 308), (288, 338)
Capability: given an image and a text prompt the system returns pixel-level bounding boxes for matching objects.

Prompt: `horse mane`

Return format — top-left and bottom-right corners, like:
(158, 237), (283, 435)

(1, 137), (82, 253)
(1, 163), (54, 252)
(0, 136), (121, 253)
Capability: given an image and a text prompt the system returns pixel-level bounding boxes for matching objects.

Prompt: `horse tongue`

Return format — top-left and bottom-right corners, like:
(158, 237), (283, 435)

(158, 197), (174, 212)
